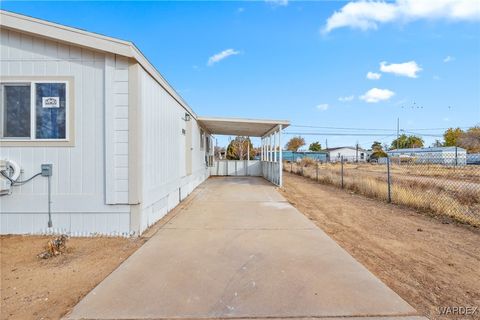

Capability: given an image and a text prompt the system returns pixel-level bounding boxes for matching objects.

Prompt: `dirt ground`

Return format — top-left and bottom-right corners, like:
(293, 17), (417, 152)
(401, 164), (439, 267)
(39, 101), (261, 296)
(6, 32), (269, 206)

(279, 172), (480, 320)
(0, 193), (191, 320)
(0, 236), (145, 320)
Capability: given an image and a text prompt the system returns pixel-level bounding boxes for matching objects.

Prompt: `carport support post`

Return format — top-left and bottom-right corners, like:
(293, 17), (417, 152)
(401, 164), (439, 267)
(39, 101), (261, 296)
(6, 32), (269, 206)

(269, 134), (272, 162)
(273, 131), (277, 163)
(261, 138), (265, 161)
(260, 138), (262, 161)
(268, 133), (272, 180)
(275, 131), (278, 183)
(266, 136), (269, 162)
(278, 125), (283, 187)
(262, 137), (266, 175)
(246, 136), (249, 176)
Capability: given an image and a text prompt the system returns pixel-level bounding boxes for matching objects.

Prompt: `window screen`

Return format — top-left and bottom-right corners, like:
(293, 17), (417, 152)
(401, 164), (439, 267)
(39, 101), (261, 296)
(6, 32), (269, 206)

(2, 84), (31, 138)
(35, 83), (66, 139)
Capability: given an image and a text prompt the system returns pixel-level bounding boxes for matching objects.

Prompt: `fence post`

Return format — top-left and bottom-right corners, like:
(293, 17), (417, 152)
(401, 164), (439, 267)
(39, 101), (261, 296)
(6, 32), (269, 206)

(455, 146), (458, 166)
(341, 156), (344, 189)
(387, 156), (392, 203)
(316, 163), (319, 182)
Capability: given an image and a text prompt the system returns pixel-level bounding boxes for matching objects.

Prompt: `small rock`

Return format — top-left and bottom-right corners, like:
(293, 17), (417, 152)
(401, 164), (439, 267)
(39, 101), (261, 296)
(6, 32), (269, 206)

(417, 228), (423, 232)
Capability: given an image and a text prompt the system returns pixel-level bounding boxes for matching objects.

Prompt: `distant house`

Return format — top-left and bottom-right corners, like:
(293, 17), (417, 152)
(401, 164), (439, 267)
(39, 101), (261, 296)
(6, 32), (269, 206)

(324, 147), (367, 162)
(387, 146), (467, 165)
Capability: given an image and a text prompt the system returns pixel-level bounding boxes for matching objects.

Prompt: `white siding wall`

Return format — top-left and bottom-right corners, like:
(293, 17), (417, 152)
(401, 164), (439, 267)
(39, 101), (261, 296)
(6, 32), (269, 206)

(0, 29), (130, 235)
(104, 54), (129, 204)
(137, 68), (209, 233)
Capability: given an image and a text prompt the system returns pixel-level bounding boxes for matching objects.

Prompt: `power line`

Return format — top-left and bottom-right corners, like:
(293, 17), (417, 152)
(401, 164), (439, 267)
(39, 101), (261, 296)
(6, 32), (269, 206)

(289, 124), (473, 132)
(357, 134), (397, 146)
(403, 131), (444, 137)
(284, 132), (400, 136)
(406, 127), (471, 131)
(289, 124), (394, 131)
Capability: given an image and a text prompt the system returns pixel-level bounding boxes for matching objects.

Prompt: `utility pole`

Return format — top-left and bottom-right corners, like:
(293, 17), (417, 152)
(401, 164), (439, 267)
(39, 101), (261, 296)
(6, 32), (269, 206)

(325, 139), (329, 162)
(396, 117), (400, 150)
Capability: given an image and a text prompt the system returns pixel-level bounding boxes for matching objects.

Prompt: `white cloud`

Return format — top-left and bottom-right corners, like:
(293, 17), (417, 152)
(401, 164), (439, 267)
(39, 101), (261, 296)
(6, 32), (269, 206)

(360, 88), (395, 103)
(323, 0), (480, 33)
(316, 103), (330, 111)
(380, 61), (422, 78)
(443, 55), (455, 62)
(338, 95), (355, 102)
(237, 7), (245, 13)
(265, 0), (288, 6)
(207, 49), (240, 66)
(366, 71), (382, 80)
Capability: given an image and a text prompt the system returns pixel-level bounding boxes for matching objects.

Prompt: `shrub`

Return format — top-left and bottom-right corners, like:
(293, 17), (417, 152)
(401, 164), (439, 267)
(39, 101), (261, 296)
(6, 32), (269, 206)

(299, 158), (317, 167)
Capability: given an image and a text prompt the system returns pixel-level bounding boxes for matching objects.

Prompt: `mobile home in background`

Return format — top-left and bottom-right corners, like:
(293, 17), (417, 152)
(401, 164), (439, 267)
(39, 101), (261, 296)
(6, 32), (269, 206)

(386, 146), (467, 165)
(324, 147), (368, 162)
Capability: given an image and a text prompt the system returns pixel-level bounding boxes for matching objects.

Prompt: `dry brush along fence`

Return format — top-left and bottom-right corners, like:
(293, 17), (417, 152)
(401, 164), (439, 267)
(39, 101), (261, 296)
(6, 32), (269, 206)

(285, 155), (480, 227)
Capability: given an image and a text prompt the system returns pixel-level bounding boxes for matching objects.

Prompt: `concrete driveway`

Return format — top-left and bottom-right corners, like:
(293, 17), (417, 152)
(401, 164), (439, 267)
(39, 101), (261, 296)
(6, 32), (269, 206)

(65, 177), (425, 320)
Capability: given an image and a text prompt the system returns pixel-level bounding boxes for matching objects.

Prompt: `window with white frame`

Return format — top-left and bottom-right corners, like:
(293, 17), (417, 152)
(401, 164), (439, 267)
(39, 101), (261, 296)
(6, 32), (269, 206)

(0, 81), (69, 140)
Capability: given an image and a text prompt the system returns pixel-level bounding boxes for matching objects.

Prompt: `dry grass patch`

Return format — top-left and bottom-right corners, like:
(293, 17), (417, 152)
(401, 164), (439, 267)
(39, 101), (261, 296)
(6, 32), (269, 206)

(286, 161), (480, 227)
(280, 172), (480, 320)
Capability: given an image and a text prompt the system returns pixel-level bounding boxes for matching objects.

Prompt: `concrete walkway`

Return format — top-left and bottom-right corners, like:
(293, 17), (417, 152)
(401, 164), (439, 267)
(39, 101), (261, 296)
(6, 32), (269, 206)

(66, 177), (424, 320)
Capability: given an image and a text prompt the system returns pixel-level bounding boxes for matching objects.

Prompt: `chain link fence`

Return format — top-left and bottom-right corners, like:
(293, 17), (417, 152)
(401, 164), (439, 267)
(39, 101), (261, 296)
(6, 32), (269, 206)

(284, 154), (480, 227)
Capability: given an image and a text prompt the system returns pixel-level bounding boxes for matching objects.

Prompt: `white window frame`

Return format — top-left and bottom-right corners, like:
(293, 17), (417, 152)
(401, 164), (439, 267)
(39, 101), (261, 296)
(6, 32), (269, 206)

(0, 79), (73, 146)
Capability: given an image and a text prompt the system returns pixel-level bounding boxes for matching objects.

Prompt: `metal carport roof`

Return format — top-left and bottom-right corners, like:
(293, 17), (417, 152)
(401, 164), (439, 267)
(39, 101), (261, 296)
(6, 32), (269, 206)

(197, 116), (289, 137)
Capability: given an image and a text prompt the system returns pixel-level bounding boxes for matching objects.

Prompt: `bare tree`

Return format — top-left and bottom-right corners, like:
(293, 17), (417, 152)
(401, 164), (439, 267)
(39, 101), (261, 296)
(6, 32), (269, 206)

(226, 136), (255, 160)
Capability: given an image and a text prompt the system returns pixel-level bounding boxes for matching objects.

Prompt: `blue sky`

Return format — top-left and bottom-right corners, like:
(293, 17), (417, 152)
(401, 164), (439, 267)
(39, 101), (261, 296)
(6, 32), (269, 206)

(2, 0), (479, 149)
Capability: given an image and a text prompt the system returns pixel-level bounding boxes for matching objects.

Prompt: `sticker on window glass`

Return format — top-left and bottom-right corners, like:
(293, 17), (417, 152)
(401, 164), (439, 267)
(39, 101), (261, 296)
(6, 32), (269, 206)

(42, 97), (60, 108)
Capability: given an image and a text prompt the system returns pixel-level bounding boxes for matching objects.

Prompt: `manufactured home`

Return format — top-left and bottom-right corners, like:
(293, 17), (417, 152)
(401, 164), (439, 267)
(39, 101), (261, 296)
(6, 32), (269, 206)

(387, 146), (467, 165)
(0, 11), (288, 235)
(324, 146), (367, 162)
(282, 151), (328, 162)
